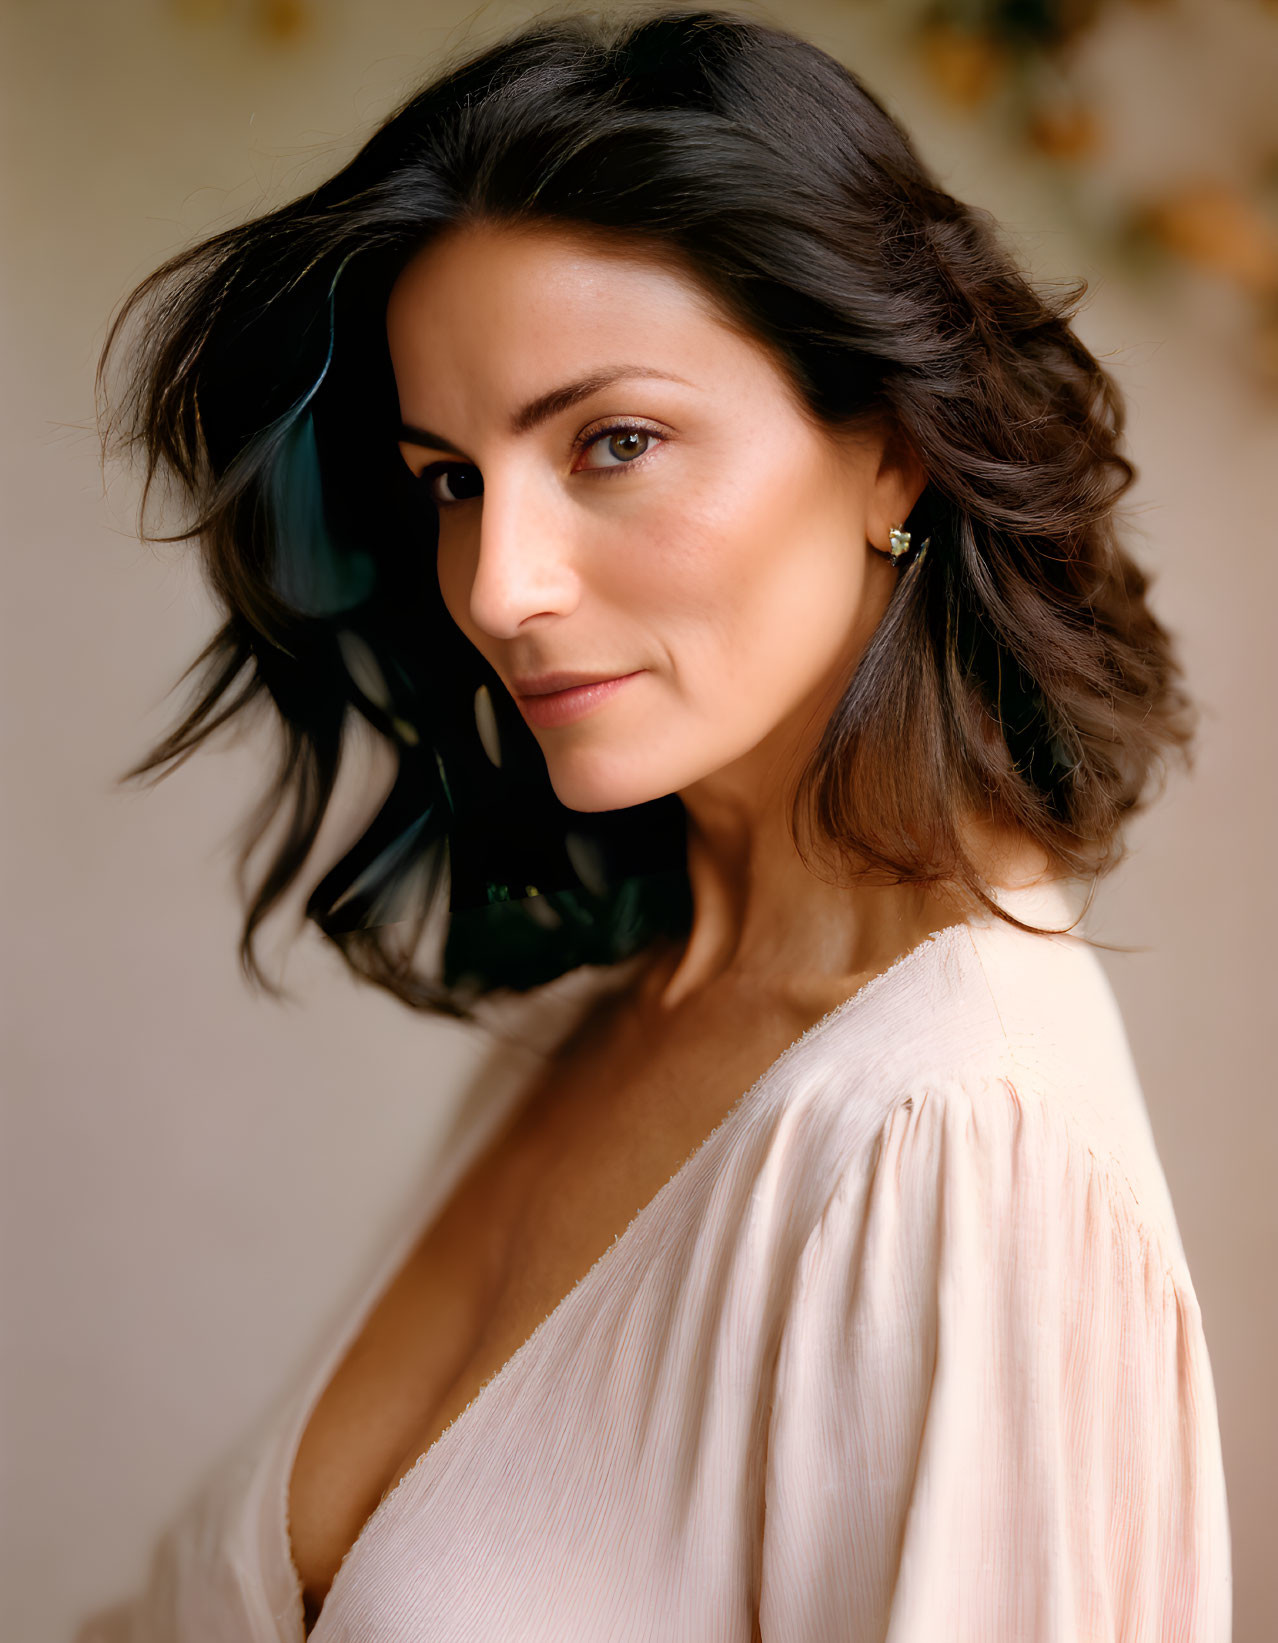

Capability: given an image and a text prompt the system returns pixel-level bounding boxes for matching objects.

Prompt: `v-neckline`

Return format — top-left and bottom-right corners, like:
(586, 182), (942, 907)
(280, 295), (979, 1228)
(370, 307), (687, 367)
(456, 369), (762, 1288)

(281, 916), (979, 1641)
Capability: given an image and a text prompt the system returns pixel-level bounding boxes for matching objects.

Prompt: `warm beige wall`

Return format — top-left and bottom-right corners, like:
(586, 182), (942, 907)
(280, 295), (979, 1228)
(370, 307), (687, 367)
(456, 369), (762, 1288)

(4, 2), (1274, 1639)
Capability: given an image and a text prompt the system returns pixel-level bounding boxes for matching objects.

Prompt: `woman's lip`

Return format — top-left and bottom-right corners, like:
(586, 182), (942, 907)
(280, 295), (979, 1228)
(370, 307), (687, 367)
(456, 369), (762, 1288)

(514, 670), (644, 728)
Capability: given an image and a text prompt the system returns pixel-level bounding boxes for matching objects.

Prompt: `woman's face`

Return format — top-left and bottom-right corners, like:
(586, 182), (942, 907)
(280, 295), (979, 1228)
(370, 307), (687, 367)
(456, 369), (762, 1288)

(387, 219), (922, 815)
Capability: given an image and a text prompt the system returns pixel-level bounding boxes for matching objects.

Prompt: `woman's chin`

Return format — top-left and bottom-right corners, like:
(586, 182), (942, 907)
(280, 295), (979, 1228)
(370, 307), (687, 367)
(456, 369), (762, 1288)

(548, 776), (660, 815)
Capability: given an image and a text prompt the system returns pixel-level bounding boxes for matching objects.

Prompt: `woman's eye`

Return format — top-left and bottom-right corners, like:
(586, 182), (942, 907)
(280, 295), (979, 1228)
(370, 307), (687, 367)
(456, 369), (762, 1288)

(423, 464), (483, 509)
(419, 422), (663, 510)
(576, 424), (662, 472)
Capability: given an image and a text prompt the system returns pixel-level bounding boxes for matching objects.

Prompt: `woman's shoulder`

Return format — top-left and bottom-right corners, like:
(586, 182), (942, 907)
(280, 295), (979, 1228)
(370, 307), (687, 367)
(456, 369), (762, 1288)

(763, 908), (1231, 1642)
(794, 881), (1188, 1277)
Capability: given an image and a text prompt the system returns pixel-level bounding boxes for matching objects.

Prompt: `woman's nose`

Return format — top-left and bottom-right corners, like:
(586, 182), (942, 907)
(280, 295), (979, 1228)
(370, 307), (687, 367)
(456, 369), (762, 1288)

(464, 478), (581, 638)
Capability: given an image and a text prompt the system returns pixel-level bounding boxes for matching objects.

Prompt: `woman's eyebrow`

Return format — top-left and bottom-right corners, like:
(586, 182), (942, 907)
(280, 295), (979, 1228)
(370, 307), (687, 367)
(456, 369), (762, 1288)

(397, 363), (693, 456)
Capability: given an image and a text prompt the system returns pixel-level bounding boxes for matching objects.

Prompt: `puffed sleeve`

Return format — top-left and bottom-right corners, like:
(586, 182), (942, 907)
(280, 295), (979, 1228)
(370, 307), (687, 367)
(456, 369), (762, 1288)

(759, 1075), (1231, 1643)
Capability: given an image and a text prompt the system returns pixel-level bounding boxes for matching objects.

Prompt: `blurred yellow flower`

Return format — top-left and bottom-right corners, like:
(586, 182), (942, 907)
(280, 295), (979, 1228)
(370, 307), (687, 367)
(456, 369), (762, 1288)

(917, 20), (1008, 109)
(1141, 181), (1278, 298)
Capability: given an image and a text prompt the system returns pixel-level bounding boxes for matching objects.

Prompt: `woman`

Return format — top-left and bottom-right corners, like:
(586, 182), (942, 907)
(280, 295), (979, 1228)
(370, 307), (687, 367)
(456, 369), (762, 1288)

(81, 7), (1230, 1640)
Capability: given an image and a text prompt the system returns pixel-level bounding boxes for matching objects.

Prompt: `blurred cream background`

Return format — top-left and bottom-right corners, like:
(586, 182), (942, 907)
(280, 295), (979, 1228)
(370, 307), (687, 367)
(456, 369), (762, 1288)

(3, 1), (1275, 1638)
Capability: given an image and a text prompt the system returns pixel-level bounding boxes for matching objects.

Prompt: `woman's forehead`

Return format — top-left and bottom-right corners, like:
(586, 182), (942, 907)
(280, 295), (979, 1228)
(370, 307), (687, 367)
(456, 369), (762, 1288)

(384, 226), (782, 423)
(385, 219), (732, 346)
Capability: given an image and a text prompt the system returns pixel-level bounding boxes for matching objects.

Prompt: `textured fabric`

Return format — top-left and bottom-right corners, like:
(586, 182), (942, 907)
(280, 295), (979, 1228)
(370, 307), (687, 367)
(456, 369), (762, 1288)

(76, 880), (1231, 1643)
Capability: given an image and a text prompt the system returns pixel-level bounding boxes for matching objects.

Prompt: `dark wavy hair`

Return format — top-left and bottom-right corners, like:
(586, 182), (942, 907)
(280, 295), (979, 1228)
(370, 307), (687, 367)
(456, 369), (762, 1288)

(96, 4), (1197, 1020)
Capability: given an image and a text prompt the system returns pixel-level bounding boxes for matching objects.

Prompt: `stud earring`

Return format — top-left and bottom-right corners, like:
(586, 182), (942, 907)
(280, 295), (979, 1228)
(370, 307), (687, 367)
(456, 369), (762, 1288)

(887, 524), (930, 568)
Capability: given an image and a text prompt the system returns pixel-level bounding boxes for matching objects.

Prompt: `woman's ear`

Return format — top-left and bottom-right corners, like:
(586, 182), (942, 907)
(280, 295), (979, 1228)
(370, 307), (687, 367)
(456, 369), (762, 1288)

(869, 423), (929, 545)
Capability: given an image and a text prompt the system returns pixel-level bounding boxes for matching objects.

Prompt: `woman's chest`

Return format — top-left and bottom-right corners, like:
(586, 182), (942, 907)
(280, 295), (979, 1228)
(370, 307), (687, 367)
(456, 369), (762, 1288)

(286, 980), (818, 1628)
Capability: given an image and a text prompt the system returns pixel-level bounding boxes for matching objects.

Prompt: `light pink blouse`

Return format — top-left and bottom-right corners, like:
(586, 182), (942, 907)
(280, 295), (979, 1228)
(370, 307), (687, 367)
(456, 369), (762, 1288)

(77, 879), (1231, 1642)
